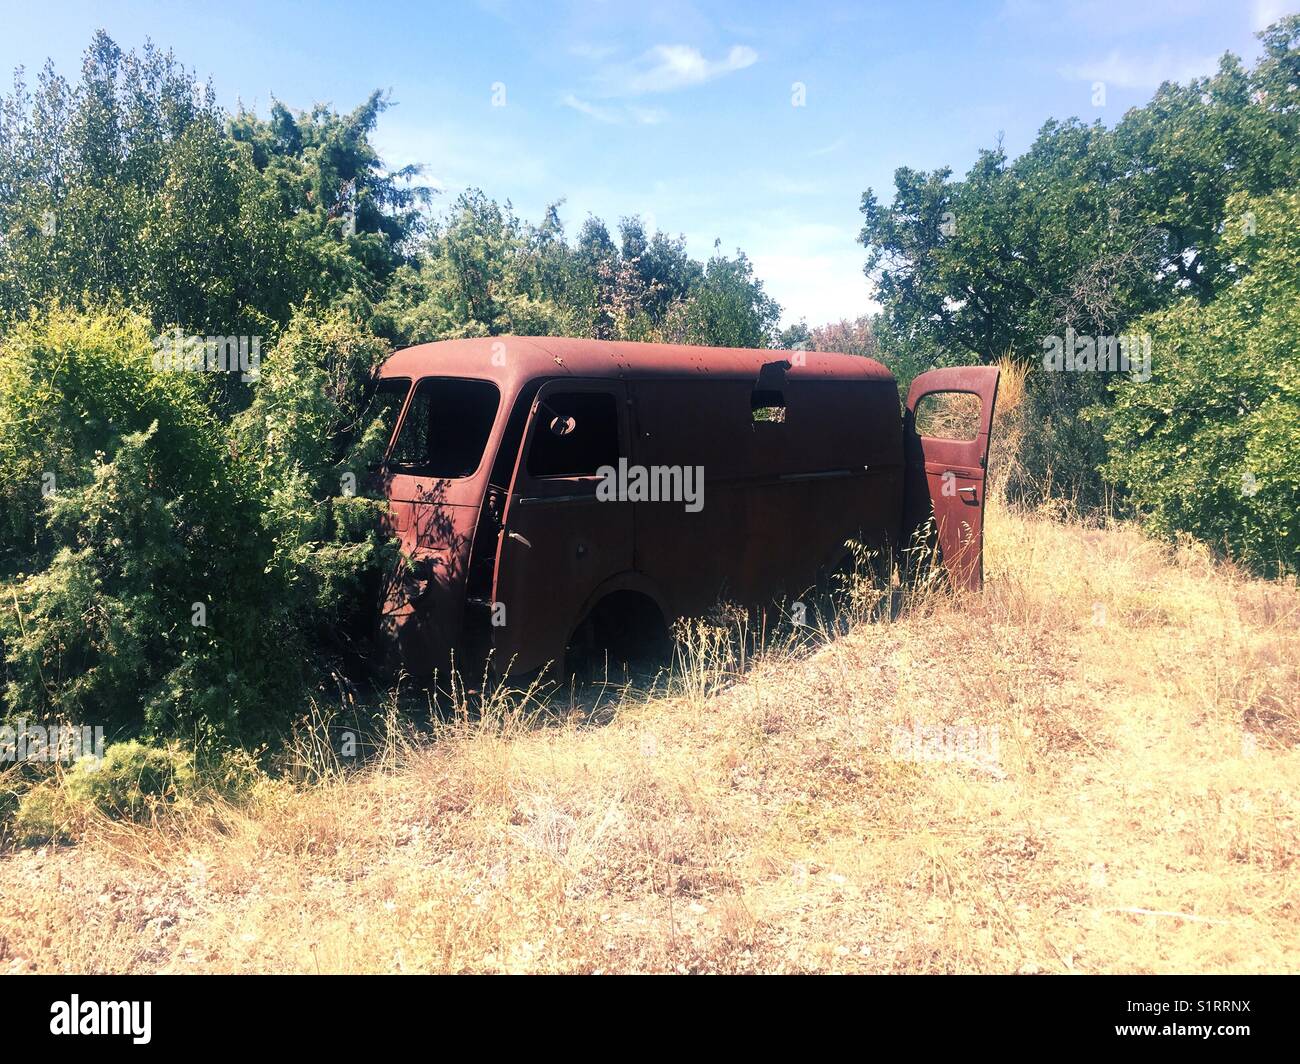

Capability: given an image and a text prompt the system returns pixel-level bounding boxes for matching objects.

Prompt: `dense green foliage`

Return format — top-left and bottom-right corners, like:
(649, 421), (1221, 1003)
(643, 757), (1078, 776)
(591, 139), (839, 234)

(59, 740), (195, 819)
(380, 194), (779, 347)
(860, 15), (1300, 545)
(12, 740), (196, 842)
(0, 307), (396, 742)
(1103, 189), (1300, 576)
(0, 33), (425, 338)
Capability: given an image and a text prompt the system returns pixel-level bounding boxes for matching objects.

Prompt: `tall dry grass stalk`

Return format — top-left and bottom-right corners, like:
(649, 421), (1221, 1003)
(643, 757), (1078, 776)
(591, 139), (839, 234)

(986, 353), (1028, 506)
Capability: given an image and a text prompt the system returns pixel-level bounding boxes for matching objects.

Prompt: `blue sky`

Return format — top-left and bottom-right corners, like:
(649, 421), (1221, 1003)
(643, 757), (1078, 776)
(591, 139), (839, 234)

(0, 0), (1294, 326)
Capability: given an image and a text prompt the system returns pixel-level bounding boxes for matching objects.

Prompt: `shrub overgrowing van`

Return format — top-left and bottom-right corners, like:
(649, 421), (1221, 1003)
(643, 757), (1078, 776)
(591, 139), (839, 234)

(369, 337), (999, 681)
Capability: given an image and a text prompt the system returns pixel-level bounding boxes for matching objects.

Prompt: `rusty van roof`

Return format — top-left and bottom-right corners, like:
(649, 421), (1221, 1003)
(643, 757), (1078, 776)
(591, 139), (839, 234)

(378, 336), (895, 389)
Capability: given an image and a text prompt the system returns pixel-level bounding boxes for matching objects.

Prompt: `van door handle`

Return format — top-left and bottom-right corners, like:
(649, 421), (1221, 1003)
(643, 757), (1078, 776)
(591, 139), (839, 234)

(958, 487), (977, 497)
(507, 531), (532, 548)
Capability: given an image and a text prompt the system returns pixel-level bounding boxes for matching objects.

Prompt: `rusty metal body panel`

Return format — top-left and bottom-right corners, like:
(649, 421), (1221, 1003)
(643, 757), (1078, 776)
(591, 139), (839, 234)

(371, 337), (996, 680)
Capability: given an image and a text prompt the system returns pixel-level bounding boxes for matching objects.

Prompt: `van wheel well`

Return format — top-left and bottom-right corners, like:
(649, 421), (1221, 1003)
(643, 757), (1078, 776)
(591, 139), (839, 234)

(564, 591), (671, 682)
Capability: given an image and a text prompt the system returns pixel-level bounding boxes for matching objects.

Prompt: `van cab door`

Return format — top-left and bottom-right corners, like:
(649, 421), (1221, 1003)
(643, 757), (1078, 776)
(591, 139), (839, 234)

(903, 367), (1000, 590)
(375, 376), (502, 675)
(491, 380), (632, 679)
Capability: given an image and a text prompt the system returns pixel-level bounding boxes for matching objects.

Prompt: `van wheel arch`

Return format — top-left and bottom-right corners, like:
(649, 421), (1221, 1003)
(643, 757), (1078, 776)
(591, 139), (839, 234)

(563, 578), (673, 682)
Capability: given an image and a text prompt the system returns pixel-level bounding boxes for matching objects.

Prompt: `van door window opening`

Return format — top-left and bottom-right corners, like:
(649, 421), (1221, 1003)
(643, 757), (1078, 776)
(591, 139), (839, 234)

(914, 390), (982, 442)
(527, 392), (619, 478)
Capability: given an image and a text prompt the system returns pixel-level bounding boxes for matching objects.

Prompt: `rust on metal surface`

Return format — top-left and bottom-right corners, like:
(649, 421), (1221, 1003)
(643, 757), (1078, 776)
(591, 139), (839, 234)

(369, 336), (999, 680)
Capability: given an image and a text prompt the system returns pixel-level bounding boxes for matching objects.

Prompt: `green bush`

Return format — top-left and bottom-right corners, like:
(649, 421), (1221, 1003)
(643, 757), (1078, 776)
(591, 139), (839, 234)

(0, 305), (398, 744)
(11, 741), (195, 843)
(1102, 189), (1300, 577)
(231, 304), (399, 646)
(63, 741), (195, 818)
(0, 306), (231, 562)
(10, 783), (68, 845)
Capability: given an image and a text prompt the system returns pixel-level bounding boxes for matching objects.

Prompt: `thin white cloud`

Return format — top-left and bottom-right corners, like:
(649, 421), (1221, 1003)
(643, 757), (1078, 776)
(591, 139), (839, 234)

(710, 219), (878, 327)
(753, 247), (881, 328)
(569, 42), (619, 61)
(1059, 47), (1221, 89)
(560, 94), (668, 125)
(809, 134), (851, 157)
(762, 174), (827, 196)
(560, 93), (622, 123)
(373, 117), (550, 193)
(594, 44), (758, 97)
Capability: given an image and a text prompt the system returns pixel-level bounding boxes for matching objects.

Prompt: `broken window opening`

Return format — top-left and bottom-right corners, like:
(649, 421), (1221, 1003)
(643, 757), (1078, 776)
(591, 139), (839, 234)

(751, 388), (787, 424)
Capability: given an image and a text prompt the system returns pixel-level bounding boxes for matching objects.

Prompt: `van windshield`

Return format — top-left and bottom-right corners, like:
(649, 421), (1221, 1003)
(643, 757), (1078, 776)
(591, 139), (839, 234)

(390, 378), (500, 479)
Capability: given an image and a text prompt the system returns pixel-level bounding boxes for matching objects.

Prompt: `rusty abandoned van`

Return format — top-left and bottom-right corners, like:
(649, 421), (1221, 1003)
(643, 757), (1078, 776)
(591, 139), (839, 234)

(368, 337), (999, 681)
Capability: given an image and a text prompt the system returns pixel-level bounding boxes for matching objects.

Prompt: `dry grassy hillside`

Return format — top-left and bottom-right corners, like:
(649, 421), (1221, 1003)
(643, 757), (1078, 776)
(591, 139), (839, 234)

(2, 498), (1296, 974)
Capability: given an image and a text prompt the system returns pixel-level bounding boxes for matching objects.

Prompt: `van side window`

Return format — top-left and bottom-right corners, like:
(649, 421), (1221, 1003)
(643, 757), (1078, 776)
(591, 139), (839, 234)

(391, 378), (500, 478)
(752, 388), (786, 424)
(527, 392), (619, 478)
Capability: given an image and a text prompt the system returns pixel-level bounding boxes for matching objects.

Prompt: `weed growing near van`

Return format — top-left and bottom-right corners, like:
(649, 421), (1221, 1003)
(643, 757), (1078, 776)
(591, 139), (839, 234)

(13, 740), (196, 844)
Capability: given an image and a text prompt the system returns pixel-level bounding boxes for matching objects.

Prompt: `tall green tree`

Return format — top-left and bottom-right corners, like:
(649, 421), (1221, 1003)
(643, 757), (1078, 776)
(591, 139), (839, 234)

(1103, 188), (1300, 576)
(0, 32), (429, 338)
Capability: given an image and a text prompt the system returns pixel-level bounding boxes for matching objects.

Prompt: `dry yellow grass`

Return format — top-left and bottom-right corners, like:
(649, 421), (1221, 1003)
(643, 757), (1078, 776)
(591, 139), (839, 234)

(1, 502), (1297, 974)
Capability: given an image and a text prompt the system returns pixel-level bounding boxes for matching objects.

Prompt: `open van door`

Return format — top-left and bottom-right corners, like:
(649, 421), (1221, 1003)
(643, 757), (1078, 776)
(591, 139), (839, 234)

(902, 366), (1000, 591)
